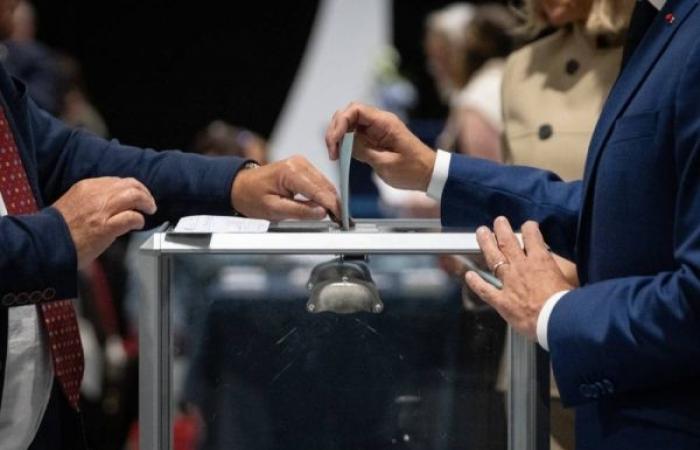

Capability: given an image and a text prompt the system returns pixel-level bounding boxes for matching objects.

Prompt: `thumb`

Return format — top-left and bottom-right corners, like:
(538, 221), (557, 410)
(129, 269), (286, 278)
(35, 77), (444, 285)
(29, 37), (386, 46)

(106, 210), (146, 237)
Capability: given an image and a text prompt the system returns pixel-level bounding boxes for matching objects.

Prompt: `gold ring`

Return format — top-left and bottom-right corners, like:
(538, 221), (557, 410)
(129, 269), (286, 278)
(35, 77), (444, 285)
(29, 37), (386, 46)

(491, 260), (508, 276)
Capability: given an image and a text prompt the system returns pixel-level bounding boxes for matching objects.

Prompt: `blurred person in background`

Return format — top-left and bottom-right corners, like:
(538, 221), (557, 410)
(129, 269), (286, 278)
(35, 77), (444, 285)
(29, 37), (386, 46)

(427, 3), (517, 312)
(0, 0), (61, 115)
(372, 47), (418, 124)
(425, 3), (516, 161)
(2, 1), (108, 136)
(503, 0), (634, 181)
(499, 2), (634, 448)
(56, 55), (109, 138)
(193, 120), (267, 164)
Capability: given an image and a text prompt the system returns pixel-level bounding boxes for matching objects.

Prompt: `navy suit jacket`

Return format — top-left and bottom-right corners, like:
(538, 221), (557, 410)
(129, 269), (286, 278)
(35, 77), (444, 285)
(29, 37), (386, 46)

(0, 61), (245, 405)
(441, 0), (700, 448)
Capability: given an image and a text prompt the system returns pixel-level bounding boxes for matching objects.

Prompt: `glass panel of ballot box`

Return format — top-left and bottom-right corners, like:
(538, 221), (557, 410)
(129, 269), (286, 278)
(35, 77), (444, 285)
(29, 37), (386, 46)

(137, 219), (549, 450)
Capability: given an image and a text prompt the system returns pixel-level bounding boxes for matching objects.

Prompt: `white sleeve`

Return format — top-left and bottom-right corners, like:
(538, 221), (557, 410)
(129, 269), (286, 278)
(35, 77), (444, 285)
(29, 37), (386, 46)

(536, 290), (570, 351)
(426, 150), (452, 201)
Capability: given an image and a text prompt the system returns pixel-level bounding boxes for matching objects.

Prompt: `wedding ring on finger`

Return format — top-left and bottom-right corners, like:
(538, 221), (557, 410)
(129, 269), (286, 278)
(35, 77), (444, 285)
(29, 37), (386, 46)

(491, 260), (509, 277)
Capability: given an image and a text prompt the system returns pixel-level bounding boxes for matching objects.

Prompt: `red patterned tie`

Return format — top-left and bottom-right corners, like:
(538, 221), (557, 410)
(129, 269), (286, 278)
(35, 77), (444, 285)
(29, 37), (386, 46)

(0, 107), (84, 410)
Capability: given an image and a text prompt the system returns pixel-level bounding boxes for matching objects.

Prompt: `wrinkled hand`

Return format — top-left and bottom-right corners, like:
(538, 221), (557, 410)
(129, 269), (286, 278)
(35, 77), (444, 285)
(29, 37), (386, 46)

(325, 102), (436, 191)
(231, 155), (340, 221)
(54, 177), (157, 269)
(465, 217), (574, 340)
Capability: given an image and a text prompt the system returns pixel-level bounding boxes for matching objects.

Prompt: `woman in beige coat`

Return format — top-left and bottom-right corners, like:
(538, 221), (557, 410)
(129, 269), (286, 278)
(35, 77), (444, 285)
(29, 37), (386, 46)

(500, 0), (634, 448)
(503, 0), (634, 180)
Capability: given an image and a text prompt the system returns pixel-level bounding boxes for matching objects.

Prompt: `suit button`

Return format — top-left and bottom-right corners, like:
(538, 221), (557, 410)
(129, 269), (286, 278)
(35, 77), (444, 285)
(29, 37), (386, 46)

(596, 35), (612, 49)
(583, 383), (599, 399)
(2, 293), (16, 306)
(30, 291), (42, 303)
(538, 124), (553, 141)
(602, 379), (615, 394)
(42, 288), (56, 301)
(579, 384), (592, 398)
(17, 292), (29, 304)
(565, 59), (580, 75)
(594, 382), (605, 396)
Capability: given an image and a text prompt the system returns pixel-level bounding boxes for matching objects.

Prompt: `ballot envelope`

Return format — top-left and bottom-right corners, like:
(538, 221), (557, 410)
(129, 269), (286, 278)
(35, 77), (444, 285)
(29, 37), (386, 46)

(137, 219), (548, 450)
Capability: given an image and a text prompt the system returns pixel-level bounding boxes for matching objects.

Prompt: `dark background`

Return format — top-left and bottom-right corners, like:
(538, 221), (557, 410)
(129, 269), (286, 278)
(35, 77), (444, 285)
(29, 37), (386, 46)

(30, 0), (507, 151)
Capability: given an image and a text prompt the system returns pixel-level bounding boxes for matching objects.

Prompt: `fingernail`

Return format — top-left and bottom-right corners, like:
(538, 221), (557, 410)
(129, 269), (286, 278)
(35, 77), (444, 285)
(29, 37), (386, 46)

(477, 226), (489, 236)
(496, 216), (507, 224)
(313, 206), (326, 218)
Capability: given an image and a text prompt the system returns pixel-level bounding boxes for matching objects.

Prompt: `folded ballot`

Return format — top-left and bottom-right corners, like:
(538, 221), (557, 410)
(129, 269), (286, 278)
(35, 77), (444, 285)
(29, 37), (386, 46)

(173, 215), (270, 234)
(339, 132), (354, 230)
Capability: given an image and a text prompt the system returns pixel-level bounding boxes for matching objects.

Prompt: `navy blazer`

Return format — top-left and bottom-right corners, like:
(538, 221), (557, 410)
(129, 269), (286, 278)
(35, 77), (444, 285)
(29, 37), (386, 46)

(0, 61), (245, 405)
(441, 0), (700, 448)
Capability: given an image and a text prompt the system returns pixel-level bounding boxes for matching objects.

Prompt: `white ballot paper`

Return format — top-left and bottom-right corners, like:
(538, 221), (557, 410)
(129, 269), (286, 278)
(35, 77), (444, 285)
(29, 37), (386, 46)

(173, 215), (270, 234)
(339, 132), (354, 230)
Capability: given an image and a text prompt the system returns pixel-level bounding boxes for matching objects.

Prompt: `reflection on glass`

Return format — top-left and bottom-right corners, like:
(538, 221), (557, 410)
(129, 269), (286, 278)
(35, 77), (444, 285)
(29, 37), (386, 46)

(169, 254), (506, 450)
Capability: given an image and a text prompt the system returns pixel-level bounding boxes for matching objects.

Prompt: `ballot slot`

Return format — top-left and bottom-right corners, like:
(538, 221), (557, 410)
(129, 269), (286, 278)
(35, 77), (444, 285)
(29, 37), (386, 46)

(268, 219), (454, 233)
(268, 221), (337, 233)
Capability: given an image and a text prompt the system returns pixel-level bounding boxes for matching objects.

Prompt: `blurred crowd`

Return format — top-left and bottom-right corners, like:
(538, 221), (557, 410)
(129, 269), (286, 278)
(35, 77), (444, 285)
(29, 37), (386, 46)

(5, 1), (634, 449)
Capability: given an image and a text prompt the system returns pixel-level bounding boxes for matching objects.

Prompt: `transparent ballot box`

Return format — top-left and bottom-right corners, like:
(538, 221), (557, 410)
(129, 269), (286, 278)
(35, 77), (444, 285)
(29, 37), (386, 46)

(138, 220), (549, 450)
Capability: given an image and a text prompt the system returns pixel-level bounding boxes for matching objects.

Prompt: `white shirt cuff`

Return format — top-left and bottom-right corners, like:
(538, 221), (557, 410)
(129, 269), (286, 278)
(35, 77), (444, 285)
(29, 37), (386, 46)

(536, 290), (569, 351)
(426, 149), (451, 201)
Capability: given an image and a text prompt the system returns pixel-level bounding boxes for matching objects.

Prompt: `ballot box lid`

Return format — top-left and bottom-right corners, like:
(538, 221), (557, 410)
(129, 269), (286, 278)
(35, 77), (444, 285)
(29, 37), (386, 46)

(140, 219), (480, 255)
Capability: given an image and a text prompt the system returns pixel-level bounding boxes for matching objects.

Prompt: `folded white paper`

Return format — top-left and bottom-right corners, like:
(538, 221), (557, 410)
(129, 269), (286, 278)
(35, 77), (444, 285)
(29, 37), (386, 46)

(339, 132), (354, 230)
(173, 215), (270, 234)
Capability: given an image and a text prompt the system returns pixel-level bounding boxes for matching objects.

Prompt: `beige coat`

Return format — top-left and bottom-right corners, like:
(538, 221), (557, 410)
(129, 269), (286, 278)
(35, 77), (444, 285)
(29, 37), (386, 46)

(502, 24), (624, 181)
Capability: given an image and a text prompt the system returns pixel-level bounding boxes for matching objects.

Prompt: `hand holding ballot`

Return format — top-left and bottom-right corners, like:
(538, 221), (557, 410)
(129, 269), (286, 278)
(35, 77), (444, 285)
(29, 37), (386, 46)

(325, 102), (575, 342)
(231, 155), (341, 221)
(326, 102), (437, 192)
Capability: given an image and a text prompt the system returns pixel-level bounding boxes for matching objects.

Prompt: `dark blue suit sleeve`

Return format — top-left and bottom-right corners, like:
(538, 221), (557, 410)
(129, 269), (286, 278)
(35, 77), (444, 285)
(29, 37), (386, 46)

(441, 154), (582, 259)
(548, 36), (700, 407)
(0, 207), (78, 301)
(0, 99), (246, 302)
(28, 98), (247, 225)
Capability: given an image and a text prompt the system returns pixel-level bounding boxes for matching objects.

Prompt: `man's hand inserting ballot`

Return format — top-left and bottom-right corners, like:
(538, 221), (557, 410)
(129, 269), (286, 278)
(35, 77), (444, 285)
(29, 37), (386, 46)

(231, 155), (341, 221)
(466, 217), (574, 340)
(326, 102), (436, 192)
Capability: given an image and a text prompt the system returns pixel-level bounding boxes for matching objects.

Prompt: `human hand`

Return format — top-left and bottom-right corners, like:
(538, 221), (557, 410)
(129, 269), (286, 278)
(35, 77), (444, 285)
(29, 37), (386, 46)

(325, 102), (436, 191)
(552, 254), (580, 288)
(465, 217), (574, 340)
(231, 155), (340, 221)
(53, 177), (157, 269)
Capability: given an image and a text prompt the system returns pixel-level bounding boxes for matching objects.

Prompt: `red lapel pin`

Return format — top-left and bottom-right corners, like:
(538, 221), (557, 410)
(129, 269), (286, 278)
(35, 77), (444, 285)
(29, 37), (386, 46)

(665, 13), (676, 24)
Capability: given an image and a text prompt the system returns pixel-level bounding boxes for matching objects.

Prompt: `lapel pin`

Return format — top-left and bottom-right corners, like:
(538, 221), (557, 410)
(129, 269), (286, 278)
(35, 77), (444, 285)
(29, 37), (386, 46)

(665, 13), (675, 24)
